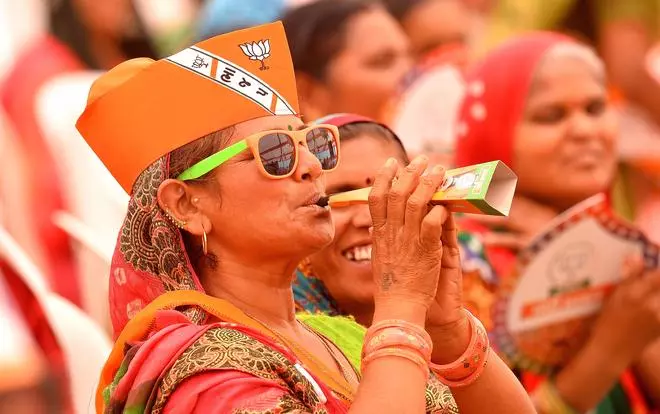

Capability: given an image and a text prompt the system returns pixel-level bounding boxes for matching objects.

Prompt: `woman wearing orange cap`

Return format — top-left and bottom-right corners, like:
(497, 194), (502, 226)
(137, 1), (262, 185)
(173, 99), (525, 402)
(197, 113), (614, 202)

(78, 22), (533, 413)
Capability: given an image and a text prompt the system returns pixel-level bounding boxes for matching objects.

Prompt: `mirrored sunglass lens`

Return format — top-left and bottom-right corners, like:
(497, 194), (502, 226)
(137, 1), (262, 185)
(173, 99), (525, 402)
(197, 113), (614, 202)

(258, 133), (296, 176)
(306, 127), (338, 170)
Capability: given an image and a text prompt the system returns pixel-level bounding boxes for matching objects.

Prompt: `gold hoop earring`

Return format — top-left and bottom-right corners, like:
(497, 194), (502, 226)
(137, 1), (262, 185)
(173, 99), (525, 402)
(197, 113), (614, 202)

(165, 208), (187, 229)
(202, 228), (208, 256)
(297, 257), (316, 278)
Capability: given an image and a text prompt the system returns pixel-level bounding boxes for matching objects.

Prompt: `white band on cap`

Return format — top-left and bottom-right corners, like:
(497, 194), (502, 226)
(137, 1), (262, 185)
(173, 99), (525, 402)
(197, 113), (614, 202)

(166, 46), (296, 116)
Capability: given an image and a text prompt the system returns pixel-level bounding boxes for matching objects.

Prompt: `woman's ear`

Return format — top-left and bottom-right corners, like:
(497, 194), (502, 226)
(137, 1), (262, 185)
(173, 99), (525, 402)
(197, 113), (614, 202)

(157, 179), (212, 237)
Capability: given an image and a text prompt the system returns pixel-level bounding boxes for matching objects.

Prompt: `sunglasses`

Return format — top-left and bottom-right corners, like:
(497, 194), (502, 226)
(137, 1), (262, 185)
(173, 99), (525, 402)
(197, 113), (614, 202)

(177, 124), (341, 181)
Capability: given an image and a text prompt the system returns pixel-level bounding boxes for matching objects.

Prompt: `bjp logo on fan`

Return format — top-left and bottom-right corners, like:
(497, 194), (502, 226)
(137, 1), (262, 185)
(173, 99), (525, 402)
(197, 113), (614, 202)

(240, 40), (271, 71)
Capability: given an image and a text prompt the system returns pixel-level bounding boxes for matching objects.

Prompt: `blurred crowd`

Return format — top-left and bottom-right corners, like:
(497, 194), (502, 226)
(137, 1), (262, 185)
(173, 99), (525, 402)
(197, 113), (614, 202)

(1, 0), (660, 413)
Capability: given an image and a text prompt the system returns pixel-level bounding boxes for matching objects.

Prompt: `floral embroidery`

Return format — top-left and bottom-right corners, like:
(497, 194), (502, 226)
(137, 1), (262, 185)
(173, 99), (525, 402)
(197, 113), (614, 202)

(426, 374), (460, 414)
(151, 327), (327, 413)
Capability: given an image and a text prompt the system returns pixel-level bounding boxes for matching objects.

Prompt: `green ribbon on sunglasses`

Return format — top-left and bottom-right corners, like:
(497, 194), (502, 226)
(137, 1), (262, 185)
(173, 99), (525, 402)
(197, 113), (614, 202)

(177, 140), (249, 181)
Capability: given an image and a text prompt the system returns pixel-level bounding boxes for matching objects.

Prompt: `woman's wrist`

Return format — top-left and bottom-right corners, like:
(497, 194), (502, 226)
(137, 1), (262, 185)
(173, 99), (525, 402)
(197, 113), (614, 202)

(373, 297), (428, 327)
(586, 330), (636, 372)
(427, 311), (471, 364)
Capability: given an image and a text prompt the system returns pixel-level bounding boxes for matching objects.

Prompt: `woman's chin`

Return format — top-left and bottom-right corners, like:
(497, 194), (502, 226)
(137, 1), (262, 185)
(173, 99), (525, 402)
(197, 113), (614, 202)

(567, 182), (610, 204)
(566, 168), (614, 195)
(301, 224), (336, 252)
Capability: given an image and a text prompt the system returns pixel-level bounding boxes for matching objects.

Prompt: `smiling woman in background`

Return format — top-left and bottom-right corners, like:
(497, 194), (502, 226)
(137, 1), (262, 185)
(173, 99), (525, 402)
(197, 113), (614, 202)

(294, 113), (496, 331)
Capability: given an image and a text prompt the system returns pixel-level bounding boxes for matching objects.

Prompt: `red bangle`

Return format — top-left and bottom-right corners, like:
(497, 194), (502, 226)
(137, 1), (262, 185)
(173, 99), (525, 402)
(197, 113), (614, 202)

(429, 309), (490, 387)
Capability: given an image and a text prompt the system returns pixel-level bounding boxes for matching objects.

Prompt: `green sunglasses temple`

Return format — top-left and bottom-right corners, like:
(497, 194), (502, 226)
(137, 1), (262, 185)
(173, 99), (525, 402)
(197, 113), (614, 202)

(177, 139), (249, 181)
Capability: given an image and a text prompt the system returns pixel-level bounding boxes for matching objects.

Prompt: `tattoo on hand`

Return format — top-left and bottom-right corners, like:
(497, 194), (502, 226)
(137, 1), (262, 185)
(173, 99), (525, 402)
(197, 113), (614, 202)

(382, 271), (397, 291)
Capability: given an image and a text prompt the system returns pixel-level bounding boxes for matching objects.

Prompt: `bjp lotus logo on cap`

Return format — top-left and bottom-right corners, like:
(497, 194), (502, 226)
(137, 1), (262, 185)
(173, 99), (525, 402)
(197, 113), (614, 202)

(239, 39), (271, 70)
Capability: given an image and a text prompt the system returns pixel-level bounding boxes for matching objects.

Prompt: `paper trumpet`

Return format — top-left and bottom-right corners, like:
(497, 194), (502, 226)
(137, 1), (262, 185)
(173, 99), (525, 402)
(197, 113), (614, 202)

(328, 161), (518, 216)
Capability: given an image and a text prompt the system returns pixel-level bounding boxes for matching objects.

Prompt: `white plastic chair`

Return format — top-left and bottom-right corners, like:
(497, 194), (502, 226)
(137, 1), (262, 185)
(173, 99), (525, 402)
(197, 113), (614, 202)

(35, 71), (128, 325)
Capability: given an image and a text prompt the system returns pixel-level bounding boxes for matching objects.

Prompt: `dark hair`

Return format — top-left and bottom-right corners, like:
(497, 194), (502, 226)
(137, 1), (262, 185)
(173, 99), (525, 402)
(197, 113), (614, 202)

(339, 122), (410, 164)
(283, 0), (380, 80)
(168, 129), (234, 181)
(381, 0), (428, 22)
(48, 0), (158, 69)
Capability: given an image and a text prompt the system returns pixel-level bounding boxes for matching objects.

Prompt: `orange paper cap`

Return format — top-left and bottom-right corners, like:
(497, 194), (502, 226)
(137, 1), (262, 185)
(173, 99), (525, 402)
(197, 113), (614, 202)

(76, 21), (299, 193)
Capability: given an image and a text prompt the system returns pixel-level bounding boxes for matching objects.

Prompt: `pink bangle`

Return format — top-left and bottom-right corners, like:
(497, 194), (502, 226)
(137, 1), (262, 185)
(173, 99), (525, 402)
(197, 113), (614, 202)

(365, 320), (432, 351)
(435, 348), (489, 387)
(429, 309), (490, 387)
(362, 326), (433, 361)
(362, 347), (430, 378)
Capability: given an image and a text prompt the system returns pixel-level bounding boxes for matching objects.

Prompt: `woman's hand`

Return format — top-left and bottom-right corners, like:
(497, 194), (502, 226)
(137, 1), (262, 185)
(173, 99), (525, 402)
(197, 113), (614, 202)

(589, 255), (660, 364)
(358, 159), (537, 414)
(368, 156), (449, 313)
(634, 339), (660, 406)
(426, 212), (463, 326)
(425, 212), (473, 363)
(548, 256), (660, 412)
(354, 155), (449, 413)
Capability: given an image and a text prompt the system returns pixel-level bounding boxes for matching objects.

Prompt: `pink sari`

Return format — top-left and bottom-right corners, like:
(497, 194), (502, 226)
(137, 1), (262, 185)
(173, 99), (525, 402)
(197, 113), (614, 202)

(104, 305), (349, 413)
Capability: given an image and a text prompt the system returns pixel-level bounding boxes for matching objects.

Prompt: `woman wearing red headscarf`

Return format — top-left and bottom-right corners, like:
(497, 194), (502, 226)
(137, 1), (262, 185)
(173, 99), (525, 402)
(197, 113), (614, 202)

(454, 32), (660, 413)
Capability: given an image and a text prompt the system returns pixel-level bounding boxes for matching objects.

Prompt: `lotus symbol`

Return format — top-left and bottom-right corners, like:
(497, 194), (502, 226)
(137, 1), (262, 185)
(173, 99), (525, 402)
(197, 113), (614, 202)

(239, 39), (271, 70)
